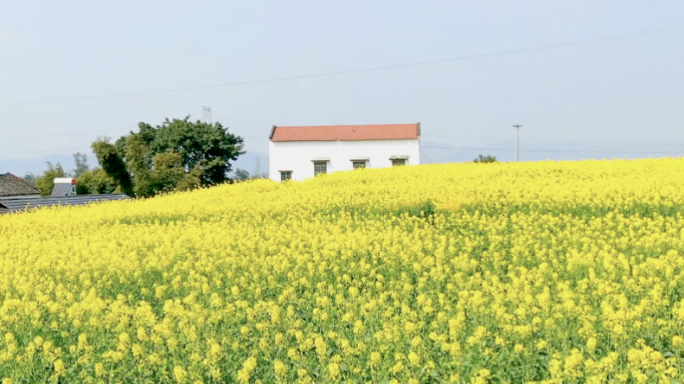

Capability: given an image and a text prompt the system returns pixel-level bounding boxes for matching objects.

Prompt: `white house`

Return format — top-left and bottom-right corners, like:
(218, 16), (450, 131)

(268, 123), (421, 182)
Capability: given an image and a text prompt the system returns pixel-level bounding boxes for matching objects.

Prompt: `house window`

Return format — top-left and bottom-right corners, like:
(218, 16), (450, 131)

(391, 159), (406, 166)
(280, 171), (292, 181)
(352, 161), (366, 169)
(314, 161), (327, 176)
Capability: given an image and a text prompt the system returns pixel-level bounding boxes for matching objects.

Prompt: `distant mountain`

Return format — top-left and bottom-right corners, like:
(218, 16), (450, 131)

(3, 142), (678, 181)
(230, 151), (270, 177)
(420, 139), (682, 164)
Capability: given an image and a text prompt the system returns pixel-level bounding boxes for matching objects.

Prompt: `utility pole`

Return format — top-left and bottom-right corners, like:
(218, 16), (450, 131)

(255, 155), (261, 178)
(202, 106), (212, 124)
(513, 125), (522, 162)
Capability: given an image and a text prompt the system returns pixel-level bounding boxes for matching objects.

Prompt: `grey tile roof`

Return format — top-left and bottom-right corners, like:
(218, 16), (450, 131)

(0, 173), (41, 197)
(50, 183), (76, 198)
(0, 194), (130, 213)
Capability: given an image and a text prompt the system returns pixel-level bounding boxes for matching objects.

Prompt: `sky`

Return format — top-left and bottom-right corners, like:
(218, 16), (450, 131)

(1, 1), (684, 177)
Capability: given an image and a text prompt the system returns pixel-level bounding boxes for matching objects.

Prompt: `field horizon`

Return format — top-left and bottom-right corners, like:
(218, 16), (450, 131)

(2, 158), (684, 383)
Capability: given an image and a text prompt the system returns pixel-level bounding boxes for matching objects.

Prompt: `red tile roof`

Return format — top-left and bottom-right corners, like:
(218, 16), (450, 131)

(270, 123), (420, 142)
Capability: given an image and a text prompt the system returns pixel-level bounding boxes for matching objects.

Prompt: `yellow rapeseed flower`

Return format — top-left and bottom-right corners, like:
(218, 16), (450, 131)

(328, 363), (340, 380)
(173, 366), (187, 383)
(274, 359), (286, 378)
(0, 158), (683, 382)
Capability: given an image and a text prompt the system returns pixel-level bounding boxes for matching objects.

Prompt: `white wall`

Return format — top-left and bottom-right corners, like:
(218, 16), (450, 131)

(268, 139), (420, 182)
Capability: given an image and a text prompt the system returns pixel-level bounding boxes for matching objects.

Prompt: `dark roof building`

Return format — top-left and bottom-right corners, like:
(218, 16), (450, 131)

(0, 173), (41, 198)
(0, 173), (131, 214)
(0, 194), (130, 214)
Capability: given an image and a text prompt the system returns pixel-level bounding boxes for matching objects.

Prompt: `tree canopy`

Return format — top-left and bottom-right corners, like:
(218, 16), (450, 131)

(234, 168), (250, 181)
(30, 154), (118, 196)
(93, 117), (244, 197)
(76, 168), (119, 195)
(35, 162), (67, 196)
(22, 173), (36, 185)
(72, 152), (89, 177)
(473, 154), (498, 163)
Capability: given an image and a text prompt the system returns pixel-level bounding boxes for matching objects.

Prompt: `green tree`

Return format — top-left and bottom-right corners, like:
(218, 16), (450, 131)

(72, 152), (89, 177)
(76, 168), (119, 195)
(120, 134), (203, 197)
(123, 134), (155, 197)
(473, 154), (498, 163)
(175, 164), (203, 192)
(93, 117), (241, 197)
(234, 168), (250, 181)
(34, 162), (67, 196)
(150, 118), (243, 185)
(148, 151), (191, 194)
(92, 138), (135, 197)
(23, 173), (36, 185)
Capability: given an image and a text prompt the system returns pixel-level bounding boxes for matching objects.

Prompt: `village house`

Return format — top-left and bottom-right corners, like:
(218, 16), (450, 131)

(0, 175), (130, 214)
(0, 173), (41, 200)
(0, 173), (41, 214)
(268, 123), (421, 182)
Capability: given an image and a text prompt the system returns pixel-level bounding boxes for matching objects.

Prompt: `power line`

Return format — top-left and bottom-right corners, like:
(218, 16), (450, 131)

(423, 134), (684, 146)
(17, 139), (679, 156)
(5, 25), (682, 105)
(4, 126), (682, 151)
(0, 134), (268, 157)
(520, 138), (684, 146)
(0, 120), (271, 142)
(0, 146), (91, 157)
(422, 145), (684, 154)
(420, 148), (433, 164)
(5, 126), (682, 147)
(4, 142), (682, 160)
(0, 127), (129, 142)
(0, 130), (266, 142)
(212, 116), (272, 125)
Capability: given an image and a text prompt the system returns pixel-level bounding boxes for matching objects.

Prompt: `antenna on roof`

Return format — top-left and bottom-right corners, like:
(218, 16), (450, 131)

(51, 178), (77, 198)
(202, 106), (212, 124)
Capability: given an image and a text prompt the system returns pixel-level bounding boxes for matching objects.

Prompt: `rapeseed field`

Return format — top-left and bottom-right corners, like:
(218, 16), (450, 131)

(2, 158), (684, 383)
